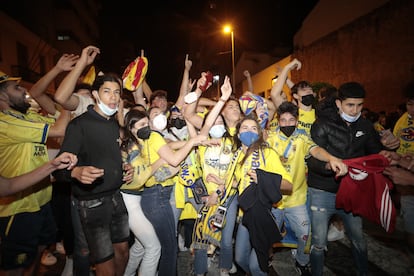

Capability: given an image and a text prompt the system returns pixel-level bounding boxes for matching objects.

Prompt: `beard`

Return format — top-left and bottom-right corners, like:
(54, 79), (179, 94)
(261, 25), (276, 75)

(10, 101), (31, 114)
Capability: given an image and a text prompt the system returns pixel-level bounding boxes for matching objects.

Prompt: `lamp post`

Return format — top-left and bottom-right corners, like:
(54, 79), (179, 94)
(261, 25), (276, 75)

(223, 25), (235, 93)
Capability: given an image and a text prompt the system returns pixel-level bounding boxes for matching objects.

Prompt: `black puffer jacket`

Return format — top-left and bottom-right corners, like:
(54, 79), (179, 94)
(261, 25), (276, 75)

(307, 108), (384, 193)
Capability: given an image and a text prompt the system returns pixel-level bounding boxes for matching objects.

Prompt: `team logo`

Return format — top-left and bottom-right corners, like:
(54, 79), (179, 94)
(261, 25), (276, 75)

(348, 168), (368, 180)
(400, 127), (414, 142)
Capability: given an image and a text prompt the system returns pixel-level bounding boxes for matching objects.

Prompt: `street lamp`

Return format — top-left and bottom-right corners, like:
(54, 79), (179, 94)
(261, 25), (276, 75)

(223, 25), (235, 93)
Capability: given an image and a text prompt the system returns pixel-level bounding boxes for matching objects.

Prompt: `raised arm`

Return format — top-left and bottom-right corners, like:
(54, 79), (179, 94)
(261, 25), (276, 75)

(30, 54), (79, 114)
(175, 54), (193, 109)
(54, 46), (100, 111)
(199, 76), (232, 136)
(244, 70), (254, 93)
(183, 73), (208, 129)
(270, 58), (301, 109)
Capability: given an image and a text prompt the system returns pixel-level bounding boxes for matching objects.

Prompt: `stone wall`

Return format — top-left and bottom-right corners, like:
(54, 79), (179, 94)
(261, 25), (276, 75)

(293, 0), (414, 113)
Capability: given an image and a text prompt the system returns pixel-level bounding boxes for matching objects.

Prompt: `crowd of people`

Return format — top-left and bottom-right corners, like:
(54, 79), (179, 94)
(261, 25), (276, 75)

(0, 45), (413, 276)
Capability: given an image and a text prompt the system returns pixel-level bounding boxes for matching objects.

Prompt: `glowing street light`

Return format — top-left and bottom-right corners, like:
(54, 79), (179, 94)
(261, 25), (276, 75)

(223, 25), (235, 93)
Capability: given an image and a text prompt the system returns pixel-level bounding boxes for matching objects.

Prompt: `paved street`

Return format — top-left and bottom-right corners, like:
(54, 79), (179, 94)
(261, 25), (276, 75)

(39, 215), (413, 276)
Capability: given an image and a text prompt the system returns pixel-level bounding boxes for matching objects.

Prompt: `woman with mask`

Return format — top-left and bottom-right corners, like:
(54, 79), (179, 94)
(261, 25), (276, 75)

(120, 109), (174, 276)
(125, 108), (205, 276)
(232, 116), (293, 276)
(185, 76), (240, 276)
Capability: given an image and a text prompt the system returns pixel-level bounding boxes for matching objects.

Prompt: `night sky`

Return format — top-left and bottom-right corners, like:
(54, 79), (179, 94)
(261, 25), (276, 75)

(98, 0), (318, 100)
(2, 0), (318, 100)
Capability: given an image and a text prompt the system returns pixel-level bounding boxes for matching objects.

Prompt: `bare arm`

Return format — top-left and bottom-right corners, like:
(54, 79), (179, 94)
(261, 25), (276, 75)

(30, 54), (79, 115)
(0, 152), (77, 196)
(309, 146), (348, 176)
(54, 46), (100, 111)
(244, 70), (254, 92)
(270, 58), (301, 109)
(175, 54), (193, 109)
(157, 135), (206, 167)
(48, 109), (71, 138)
(199, 76), (232, 136)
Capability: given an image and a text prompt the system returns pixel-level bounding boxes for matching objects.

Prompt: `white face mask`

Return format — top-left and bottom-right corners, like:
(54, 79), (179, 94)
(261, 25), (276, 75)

(340, 111), (361, 123)
(152, 113), (167, 131)
(209, 124), (226, 138)
(96, 95), (118, 116)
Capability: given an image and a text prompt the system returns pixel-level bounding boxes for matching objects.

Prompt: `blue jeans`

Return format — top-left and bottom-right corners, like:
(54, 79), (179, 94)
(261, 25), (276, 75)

(141, 185), (177, 276)
(272, 204), (310, 266)
(193, 194), (238, 274)
(234, 222), (267, 276)
(71, 196), (90, 276)
(309, 187), (367, 276)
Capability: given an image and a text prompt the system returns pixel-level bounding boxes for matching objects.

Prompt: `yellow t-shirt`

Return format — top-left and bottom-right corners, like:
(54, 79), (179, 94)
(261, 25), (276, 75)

(394, 112), (414, 155)
(120, 144), (152, 192)
(198, 137), (235, 194)
(143, 131), (175, 188)
(0, 110), (54, 216)
(234, 147), (292, 195)
(267, 129), (317, 208)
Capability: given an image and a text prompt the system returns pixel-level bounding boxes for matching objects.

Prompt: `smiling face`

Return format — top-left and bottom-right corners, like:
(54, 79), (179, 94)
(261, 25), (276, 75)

(0, 80), (30, 113)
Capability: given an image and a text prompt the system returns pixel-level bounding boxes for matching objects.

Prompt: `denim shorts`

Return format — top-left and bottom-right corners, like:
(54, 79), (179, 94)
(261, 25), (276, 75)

(0, 203), (56, 269)
(400, 195), (414, 234)
(77, 191), (129, 264)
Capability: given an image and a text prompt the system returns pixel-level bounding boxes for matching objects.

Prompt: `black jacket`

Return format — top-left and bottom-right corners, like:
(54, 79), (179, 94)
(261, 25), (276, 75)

(238, 169), (283, 272)
(53, 106), (123, 200)
(308, 109), (383, 193)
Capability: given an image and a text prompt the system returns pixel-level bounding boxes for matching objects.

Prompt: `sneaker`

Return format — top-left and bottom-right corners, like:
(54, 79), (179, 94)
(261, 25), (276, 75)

(219, 269), (230, 276)
(178, 234), (187, 252)
(295, 261), (311, 276)
(229, 262), (237, 273)
(56, 242), (66, 255)
(327, 223), (345, 241)
(61, 256), (73, 276)
(40, 251), (57, 266)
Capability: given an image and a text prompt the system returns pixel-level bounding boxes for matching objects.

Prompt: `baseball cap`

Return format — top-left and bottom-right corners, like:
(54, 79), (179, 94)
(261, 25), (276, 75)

(0, 71), (21, 84)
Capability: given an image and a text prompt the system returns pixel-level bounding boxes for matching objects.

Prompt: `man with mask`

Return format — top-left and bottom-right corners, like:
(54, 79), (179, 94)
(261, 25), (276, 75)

(269, 59), (316, 135)
(53, 46), (133, 276)
(0, 69), (71, 275)
(266, 102), (347, 275)
(307, 82), (399, 276)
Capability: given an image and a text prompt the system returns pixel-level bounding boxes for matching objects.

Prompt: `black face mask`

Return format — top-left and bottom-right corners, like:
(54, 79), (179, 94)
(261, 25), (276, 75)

(136, 126), (151, 140)
(301, 94), (315, 107)
(280, 126), (296, 137)
(171, 118), (186, 129)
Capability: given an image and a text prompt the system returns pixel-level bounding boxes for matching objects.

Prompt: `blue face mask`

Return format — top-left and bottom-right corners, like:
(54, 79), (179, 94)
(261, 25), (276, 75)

(239, 131), (259, 147)
(340, 111), (361, 123)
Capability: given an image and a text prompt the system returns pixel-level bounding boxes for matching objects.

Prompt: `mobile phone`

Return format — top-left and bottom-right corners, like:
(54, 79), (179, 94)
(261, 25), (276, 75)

(199, 71), (213, 92)
(213, 206), (227, 228)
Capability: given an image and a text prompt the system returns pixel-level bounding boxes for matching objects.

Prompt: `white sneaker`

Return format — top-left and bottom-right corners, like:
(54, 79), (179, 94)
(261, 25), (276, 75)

(61, 257), (73, 276)
(220, 269), (230, 276)
(229, 262), (237, 273)
(327, 223), (345, 241)
(178, 234), (187, 252)
(40, 251), (57, 266)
